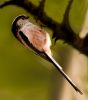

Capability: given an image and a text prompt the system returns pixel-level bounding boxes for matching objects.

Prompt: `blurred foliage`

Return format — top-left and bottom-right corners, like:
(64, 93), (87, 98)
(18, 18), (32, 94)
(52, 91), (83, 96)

(0, 0), (87, 100)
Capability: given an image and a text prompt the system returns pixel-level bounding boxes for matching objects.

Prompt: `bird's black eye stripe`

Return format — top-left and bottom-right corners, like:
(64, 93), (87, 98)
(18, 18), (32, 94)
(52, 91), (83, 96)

(19, 31), (29, 44)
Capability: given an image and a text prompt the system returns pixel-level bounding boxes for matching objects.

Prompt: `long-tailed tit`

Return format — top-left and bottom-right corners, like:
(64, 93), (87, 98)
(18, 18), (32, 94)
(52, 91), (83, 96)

(12, 15), (82, 94)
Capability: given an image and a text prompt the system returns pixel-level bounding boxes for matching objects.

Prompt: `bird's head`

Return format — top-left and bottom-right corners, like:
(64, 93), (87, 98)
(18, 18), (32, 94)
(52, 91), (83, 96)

(12, 15), (29, 38)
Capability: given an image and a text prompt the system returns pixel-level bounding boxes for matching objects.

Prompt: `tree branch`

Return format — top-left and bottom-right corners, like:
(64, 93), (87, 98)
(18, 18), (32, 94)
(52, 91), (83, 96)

(0, 0), (13, 7)
(38, 0), (45, 12)
(0, 0), (88, 56)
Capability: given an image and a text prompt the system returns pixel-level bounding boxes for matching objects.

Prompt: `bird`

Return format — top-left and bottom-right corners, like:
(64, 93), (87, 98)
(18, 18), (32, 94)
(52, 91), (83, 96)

(11, 15), (82, 94)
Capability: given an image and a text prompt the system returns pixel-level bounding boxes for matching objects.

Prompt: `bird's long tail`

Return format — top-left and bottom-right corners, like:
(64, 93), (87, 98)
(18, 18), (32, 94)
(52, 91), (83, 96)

(44, 52), (83, 95)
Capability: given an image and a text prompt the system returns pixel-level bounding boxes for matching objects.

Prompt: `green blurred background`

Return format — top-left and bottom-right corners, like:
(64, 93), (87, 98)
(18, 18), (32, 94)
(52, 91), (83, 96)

(0, 0), (87, 100)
